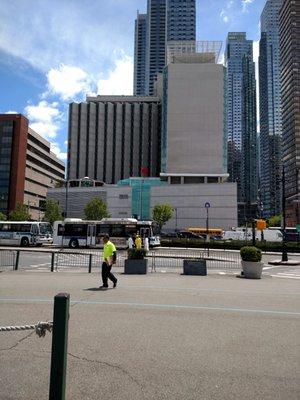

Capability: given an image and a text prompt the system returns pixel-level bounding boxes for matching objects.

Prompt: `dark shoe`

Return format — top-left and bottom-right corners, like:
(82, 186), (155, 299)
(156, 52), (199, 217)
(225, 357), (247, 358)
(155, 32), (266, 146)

(99, 285), (108, 290)
(113, 280), (118, 288)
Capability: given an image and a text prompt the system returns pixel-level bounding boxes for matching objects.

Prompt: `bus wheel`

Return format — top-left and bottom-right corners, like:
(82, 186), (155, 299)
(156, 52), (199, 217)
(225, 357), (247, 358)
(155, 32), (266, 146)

(21, 237), (30, 247)
(69, 239), (79, 249)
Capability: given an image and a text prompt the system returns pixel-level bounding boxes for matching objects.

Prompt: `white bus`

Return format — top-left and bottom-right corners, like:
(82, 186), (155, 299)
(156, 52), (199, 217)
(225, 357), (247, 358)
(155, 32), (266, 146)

(52, 218), (160, 249)
(0, 221), (53, 246)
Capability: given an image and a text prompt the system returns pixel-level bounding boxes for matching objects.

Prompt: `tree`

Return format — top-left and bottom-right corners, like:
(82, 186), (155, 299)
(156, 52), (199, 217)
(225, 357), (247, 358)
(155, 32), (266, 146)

(0, 212), (7, 221)
(267, 214), (282, 227)
(152, 204), (173, 231)
(84, 197), (109, 220)
(43, 199), (62, 225)
(9, 203), (30, 221)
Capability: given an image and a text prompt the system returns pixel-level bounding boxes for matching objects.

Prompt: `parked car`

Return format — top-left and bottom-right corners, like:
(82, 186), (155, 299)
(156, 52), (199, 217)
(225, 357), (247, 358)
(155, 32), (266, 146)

(161, 231), (178, 238)
(177, 231), (204, 239)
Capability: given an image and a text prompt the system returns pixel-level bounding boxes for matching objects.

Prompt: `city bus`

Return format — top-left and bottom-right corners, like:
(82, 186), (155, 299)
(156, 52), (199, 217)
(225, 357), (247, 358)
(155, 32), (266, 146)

(52, 218), (160, 249)
(0, 221), (53, 246)
(187, 227), (224, 237)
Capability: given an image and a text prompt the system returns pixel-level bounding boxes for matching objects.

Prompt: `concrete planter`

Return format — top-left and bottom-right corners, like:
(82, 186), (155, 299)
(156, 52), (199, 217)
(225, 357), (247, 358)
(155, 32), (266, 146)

(183, 259), (207, 276)
(242, 261), (263, 279)
(124, 259), (148, 274)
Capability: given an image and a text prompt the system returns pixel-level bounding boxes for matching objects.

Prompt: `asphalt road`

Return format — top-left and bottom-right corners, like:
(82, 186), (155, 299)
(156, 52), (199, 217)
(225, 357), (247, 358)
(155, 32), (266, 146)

(0, 267), (299, 400)
(1, 247), (299, 279)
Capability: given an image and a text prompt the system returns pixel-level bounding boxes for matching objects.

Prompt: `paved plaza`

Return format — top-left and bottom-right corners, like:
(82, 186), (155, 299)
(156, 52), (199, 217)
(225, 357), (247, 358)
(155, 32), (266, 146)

(0, 263), (300, 400)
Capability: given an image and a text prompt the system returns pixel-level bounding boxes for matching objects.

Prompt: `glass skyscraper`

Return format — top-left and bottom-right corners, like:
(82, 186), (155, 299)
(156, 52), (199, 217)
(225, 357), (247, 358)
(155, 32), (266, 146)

(279, 0), (300, 226)
(167, 0), (196, 41)
(225, 32), (258, 223)
(133, 0), (196, 96)
(259, 0), (283, 218)
(146, 0), (167, 96)
(133, 12), (148, 96)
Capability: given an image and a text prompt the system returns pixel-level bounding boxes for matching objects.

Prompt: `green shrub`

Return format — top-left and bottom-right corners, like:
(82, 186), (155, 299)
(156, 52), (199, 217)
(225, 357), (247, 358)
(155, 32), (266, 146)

(128, 248), (147, 260)
(240, 246), (262, 262)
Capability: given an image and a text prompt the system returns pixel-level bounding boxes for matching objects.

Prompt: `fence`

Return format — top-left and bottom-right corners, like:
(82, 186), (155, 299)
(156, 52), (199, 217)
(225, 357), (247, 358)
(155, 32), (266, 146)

(146, 248), (241, 271)
(0, 248), (241, 273)
(0, 250), (16, 269)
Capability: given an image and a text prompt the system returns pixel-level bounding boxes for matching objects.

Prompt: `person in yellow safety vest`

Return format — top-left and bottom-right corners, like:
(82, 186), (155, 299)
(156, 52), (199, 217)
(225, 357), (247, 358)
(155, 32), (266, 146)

(135, 234), (142, 249)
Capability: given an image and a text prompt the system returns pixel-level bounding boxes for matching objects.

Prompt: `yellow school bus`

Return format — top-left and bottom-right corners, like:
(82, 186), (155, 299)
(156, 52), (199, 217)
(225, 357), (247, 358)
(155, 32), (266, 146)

(187, 227), (223, 236)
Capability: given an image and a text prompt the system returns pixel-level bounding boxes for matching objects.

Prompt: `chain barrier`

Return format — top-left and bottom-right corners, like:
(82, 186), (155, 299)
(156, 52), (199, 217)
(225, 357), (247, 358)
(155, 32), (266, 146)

(0, 321), (53, 337)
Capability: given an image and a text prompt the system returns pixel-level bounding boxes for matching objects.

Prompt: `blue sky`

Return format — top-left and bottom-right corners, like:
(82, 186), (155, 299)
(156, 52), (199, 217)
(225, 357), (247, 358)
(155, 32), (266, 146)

(0, 0), (265, 162)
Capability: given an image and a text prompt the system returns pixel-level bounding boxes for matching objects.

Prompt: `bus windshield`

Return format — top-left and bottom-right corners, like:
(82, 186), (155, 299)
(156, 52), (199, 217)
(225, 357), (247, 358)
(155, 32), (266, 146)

(39, 223), (53, 235)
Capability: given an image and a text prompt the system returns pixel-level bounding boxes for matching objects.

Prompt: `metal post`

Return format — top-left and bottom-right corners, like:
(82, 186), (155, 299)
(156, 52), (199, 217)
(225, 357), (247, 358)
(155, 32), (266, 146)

(51, 253), (55, 272)
(88, 254), (92, 273)
(49, 293), (70, 400)
(15, 251), (20, 271)
(282, 167), (288, 262)
(252, 220), (256, 246)
(206, 208), (210, 256)
(139, 178), (143, 220)
(65, 180), (69, 219)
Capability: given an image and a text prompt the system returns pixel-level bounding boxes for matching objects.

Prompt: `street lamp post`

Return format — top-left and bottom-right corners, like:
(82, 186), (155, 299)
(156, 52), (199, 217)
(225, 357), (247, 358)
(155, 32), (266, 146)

(173, 207), (178, 232)
(205, 202), (210, 256)
(65, 180), (69, 219)
(282, 167), (288, 262)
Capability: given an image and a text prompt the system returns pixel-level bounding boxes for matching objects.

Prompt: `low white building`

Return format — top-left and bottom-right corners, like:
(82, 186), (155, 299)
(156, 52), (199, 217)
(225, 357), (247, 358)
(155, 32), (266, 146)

(47, 177), (237, 231)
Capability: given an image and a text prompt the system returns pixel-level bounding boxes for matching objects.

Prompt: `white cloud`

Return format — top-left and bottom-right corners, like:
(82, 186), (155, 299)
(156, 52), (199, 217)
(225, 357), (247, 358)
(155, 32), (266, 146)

(97, 55), (133, 95)
(24, 100), (62, 139)
(220, 10), (229, 24)
(219, 53), (225, 66)
(0, 1), (133, 76)
(46, 64), (95, 101)
(50, 142), (67, 161)
(5, 110), (18, 114)
(242, 0), (255, 13)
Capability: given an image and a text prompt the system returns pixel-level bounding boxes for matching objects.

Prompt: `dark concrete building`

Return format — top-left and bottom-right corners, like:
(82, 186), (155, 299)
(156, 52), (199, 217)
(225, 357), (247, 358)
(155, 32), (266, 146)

(279, 0), (300, 225)
(67, 96), (161, 184)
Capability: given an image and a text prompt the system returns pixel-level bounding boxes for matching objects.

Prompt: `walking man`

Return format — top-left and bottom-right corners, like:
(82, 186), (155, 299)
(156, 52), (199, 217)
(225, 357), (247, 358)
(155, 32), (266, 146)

(99, 234), (117, 290)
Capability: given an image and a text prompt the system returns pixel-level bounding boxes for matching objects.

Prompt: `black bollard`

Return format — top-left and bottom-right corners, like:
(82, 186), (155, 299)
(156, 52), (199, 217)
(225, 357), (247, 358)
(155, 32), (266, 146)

(49, 293), (70, 400)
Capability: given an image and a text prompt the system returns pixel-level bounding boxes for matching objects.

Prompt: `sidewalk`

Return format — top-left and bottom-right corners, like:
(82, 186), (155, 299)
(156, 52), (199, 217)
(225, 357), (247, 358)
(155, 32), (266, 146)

(0, 270), (299, 400)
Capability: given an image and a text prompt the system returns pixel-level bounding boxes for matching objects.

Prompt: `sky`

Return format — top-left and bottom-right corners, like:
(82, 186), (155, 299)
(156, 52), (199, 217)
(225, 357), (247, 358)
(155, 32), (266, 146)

(0, 0), (266, 163)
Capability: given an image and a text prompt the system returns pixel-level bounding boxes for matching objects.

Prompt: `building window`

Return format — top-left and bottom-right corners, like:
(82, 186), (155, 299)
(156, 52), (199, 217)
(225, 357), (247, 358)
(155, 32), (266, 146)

(207, 177), (219, 183)
(170, 176), (181, 184)
(184, 177), (204, 184)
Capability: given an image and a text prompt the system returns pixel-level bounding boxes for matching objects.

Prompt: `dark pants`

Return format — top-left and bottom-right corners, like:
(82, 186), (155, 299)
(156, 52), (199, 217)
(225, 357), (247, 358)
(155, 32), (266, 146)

(101, 262), (117, 287)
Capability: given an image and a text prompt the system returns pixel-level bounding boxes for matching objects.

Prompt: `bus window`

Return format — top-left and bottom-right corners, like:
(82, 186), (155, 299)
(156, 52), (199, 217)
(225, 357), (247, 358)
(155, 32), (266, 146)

(19, 224), (31, 232)
(96, 225), (110, 236)
(0, 224), (9, 231)
(111, 225), (125, 237)
(39, 223), (52, 235)
(64, 224), (87, 237)
(125, 225), (136, 237)
(57, 224), (64, 236)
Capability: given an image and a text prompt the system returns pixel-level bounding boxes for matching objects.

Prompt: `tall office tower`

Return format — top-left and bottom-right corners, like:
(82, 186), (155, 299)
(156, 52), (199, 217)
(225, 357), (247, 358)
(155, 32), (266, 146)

(279, 0), (300, 226)
(68, 96), (161, 184)
(133, 12), (148, 95)
(146, 0), (167, 95)
(259, 0), (283, 219)
(167, 0), (196, 41)
(134, 0), (196, 95)
(225, 32), (258, 223)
